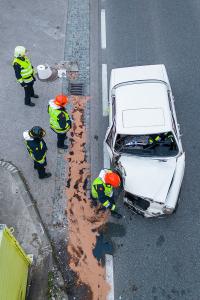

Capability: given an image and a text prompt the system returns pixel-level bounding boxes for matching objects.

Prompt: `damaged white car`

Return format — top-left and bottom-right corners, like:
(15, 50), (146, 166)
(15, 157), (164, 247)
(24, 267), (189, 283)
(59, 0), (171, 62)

(104, 64), (185, 217)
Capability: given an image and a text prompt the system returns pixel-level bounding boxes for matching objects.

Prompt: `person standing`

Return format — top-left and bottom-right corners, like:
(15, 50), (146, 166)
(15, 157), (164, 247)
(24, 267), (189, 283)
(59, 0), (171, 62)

(12, 46), (39, 107)
(48, 94), (72, 149)
(23, 126), (51, 179)
(91, 169), (122, 218)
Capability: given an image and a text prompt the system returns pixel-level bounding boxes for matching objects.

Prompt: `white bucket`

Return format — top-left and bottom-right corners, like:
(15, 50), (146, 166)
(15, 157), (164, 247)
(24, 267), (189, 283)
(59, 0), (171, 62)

(37, 64), (52, 80)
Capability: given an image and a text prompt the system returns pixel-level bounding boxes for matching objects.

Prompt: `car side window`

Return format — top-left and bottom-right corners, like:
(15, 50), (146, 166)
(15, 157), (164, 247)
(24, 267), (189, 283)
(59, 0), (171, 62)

(106, 120), (116, 148)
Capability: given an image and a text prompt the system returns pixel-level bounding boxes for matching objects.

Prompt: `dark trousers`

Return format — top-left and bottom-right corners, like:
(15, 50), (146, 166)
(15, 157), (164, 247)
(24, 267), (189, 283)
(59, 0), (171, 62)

(34, 159), (47, 178)
(57, 133), (66, 148)
(24, 81), (35, 105)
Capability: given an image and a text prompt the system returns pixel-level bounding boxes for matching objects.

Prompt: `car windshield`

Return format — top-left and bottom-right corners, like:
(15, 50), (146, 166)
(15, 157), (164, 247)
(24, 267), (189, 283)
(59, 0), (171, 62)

(114, 132), (179, 157)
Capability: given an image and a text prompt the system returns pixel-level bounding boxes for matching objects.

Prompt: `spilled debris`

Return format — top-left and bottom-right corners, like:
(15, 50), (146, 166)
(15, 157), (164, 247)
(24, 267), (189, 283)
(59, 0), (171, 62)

(65, 96), (110, 299)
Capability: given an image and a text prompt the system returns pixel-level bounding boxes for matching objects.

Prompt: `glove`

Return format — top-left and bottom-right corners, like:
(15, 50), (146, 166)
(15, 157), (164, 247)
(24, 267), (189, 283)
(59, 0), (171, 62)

(20, 82), (27, 87)
(33, 75), (36, 82)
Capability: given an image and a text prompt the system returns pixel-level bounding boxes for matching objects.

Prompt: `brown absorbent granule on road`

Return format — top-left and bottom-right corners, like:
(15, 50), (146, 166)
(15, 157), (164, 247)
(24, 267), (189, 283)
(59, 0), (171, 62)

(66, 96), (110, 300)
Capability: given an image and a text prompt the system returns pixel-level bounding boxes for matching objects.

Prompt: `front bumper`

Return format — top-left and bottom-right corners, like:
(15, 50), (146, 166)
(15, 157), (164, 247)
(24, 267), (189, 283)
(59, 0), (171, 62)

(124, 192), (165, 218)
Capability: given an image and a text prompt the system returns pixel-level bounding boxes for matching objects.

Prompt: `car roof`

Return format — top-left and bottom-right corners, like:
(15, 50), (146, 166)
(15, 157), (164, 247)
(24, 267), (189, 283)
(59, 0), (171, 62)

(115, 81), (173, 135)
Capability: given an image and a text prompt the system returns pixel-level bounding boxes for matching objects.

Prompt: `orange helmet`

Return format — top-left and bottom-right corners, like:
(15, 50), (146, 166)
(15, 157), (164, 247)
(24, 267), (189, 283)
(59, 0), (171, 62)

(104, 172), (121, 187)
(54, 94), (68, 106)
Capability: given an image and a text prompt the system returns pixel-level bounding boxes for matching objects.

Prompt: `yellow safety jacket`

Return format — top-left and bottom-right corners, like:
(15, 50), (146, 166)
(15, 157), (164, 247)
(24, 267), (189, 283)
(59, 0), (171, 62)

(25, 140), (47, 164)
(12, 56), (34, 84)
(48, 106), (71, 133)
(91, 178), (116, 211)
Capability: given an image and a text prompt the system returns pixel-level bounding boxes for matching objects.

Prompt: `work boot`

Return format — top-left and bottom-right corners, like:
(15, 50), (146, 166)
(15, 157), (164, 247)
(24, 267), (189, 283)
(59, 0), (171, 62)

(57, 145), (68, 150)
(39, 172), (52, 179)
(31, 94), (39, 98)
(25, 102), (35, 107)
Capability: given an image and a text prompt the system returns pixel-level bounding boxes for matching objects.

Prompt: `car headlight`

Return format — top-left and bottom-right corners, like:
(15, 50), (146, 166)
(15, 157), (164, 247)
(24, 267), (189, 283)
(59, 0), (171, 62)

(162, 206), (174, 214)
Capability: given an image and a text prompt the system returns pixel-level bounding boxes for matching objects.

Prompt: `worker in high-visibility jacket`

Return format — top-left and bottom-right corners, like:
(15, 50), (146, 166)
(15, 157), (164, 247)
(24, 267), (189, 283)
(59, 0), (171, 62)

(91, 169), (122, 219)
(48, 94), (72, 149)
(12, 46), (38, 107)
(148, 132), (174, 147)
(23, 126), (51, 179)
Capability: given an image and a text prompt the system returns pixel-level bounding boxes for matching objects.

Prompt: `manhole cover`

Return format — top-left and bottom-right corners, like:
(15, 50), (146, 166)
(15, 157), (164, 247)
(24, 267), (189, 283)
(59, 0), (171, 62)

(69, 83), (84, 96)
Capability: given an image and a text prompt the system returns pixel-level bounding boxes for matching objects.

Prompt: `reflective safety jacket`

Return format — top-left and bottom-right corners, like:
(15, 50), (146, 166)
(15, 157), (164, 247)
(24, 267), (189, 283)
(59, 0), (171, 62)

(12, 56), (34, 84)
(25, 137), (47, 164)
(91, 177), (116, 211)
(48, 103), (71, 134)
(149, 132), (174, 144)
(148, 135), (161, 144)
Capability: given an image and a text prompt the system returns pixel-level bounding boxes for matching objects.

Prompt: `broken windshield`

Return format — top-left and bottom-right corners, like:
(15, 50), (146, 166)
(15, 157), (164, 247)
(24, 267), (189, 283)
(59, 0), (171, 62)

(114, 132), (179, 157)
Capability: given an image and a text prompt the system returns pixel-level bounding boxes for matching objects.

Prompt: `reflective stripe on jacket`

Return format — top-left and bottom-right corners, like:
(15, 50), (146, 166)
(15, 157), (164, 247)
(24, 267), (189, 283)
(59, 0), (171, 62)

(25, 140), (46, 164)
(48, 106), (71, 133)
(12, 56), (34, 83)
(149, 135), (161, 144)
(102, 200), (116, 210)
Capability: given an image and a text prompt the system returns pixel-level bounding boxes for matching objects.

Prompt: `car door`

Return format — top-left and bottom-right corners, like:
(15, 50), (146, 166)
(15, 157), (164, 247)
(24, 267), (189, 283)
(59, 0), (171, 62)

(104, 120), (116, 160)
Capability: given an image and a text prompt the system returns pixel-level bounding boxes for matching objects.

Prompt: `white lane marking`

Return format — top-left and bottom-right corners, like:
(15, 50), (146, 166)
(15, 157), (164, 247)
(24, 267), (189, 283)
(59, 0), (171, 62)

(102, 63), (109, 116)
(103, 143), (110, 169)
(104, 153), (113, 298)
(101, 9), (107, 49)
(106, 254), (114, 300)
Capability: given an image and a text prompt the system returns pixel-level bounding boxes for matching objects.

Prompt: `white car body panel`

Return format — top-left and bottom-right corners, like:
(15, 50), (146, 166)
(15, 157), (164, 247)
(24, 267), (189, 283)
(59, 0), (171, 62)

(114, 83), (172, 135)
(110, 64), (170, 91)
(165, 152), (185, 208)
(105, 64), (185, 217)
(119, 156), (176, 204)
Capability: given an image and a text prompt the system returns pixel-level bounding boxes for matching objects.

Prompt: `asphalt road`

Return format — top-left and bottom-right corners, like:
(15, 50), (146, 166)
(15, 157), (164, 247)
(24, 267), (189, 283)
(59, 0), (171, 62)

(96, 1), (200, 299)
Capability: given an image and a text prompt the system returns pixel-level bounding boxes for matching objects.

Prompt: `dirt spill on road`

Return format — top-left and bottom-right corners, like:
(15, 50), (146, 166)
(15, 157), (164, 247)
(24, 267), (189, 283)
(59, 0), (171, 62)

(65, 96), (110, 299)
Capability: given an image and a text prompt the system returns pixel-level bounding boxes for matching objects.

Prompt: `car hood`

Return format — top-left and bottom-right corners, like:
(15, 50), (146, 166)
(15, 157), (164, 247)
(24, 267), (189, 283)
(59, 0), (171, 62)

(119, 155), (177, 203)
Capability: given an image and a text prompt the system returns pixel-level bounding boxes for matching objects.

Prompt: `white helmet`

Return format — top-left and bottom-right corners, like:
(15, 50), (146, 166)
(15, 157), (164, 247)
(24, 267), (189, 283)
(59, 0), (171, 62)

(14, 46), (26, 57)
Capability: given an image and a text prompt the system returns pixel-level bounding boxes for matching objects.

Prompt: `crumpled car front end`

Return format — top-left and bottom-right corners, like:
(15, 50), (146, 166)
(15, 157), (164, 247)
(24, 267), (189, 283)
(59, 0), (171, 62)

(118, 153), (185, 217)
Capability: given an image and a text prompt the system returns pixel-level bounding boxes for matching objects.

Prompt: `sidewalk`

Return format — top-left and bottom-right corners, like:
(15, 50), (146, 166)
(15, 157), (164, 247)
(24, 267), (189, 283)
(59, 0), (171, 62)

(0, 0), (68, 232)
(0, 0), (69, 298)
(0, 161), (68, 299)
